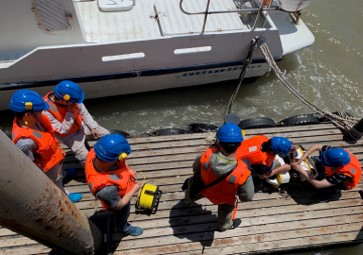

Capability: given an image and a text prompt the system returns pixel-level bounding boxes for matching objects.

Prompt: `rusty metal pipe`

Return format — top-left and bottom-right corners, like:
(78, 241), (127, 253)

(0, 130), (102, 255)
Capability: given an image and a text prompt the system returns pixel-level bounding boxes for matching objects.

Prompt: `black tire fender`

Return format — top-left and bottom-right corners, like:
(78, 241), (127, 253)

(238, 117), (276, 129)
(281, 114), (320, 126)
(86, 129), (131, 147)
(151, 128), (190, 136)
(190, 123), (218, 133)
(109, 129), (131, 138)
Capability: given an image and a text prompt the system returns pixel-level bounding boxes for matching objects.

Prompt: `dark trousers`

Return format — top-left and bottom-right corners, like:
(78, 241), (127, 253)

(114, 202), (132, 233)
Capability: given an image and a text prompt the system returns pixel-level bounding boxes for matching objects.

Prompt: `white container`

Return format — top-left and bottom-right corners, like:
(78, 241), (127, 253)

(267, 172), (290, 188)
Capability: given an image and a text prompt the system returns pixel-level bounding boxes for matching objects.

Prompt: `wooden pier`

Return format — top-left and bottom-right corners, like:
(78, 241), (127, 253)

(1, 123), (363, 254)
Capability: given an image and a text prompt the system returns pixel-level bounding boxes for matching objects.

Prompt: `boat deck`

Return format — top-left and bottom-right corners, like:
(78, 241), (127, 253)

(1, 123), (363, 254)
(74, 0), (247, 42)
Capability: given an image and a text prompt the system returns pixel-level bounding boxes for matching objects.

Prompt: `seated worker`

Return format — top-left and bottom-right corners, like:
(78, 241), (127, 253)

(9, 89), (82, 203)
(85, 134), (143, 236)
(43, 80), (109, 165)
(236, 135), (293, 180)
(184, 123), (254, 231)
(292, 144), (362, 200)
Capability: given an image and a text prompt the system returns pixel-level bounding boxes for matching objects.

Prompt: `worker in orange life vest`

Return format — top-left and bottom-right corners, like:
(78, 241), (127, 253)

(9, 89), (82, 203)
(185, 123), (254, 231)
(292, 144), (361, 201)
(236, 135), (293, 180)
(85, 134), (143, 236)
(43, 80), (109, 165)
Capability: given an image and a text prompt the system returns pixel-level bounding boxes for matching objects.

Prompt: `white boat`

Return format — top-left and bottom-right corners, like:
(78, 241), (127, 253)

(0, 0), (314, 111)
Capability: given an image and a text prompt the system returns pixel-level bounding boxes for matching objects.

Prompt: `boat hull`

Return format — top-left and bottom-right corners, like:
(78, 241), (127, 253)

(0, 60), (269, 111)
(0, 30), (277, 111)
(0, 0), (314, 111)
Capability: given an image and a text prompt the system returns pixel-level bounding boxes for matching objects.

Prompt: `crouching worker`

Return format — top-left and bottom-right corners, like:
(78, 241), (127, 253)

(236, 135), (292, 188)
(85, 134), (143, 236)
(184, 123), (254, 231)
(292, 144), (362, 201)
(44, 80), (109, 165)
(9, 89), (82, 203)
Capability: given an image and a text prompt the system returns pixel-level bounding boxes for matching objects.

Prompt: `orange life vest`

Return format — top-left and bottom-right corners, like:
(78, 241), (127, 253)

(85, 149), (136, 210)
(324, 152), (362, 190)
(200, 147), (251, 205)
(259, 0), (272, 6)
(12, 117), (64, 171)
(236, 135), (275, 170)
(44, 92), (83, 137)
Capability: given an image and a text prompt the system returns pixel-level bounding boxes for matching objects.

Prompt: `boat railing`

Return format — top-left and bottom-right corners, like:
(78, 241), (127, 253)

(179, 0), (278, 34)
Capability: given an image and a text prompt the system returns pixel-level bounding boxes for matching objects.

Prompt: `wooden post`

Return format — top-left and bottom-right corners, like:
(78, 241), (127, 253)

(0, 130), (102, 254)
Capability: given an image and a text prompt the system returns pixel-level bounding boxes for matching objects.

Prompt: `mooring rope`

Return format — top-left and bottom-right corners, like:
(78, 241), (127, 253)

(225, 37), (262, 116)
(258, 40), (359, 132)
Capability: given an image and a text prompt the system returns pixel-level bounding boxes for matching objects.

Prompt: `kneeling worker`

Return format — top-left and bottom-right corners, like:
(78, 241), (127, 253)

(185, 123), (254, 231)
(44, 80), (109, 165)
(292, 144), (361, 200)
(85, 134), (143, 236)
(236, 135), (293, 180)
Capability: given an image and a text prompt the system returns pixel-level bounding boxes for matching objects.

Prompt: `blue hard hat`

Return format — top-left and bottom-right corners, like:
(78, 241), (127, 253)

(54, 80), (85, 104)
(320, 148), (350, 167)
(94, 134), (132, 162)
(9, 89), (49, 113)
(216, 122), (243, 143)
(270, 136), (292, 157)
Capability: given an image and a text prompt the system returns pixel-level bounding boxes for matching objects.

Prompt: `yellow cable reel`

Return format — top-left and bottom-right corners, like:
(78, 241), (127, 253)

(135, 183), (162, 214)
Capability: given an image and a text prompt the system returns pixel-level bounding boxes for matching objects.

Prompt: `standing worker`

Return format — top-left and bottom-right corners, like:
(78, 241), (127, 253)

(236, 135), (293, 181)
(85, 134), (143, 236)
(184, 123), (254, 231)
(43, 80), (109, 165)
(292, 144), (362, 201)
(9, 89), (82, 203)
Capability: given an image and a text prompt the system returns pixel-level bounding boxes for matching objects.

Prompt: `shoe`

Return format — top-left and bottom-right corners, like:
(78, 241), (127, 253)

(232, 218), (242, 229)
(278, 187), (290, 197)
(68, 193), (83, 203)
(126, 225), (143, 236)
(359, 190), (363, 200)
(218, 218), (241, 232)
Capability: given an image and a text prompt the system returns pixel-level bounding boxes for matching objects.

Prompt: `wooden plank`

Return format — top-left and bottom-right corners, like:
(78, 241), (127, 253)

(2, 123), (363, 255)
(2, 204), (362, 252)
(115, 217), (363, 255)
